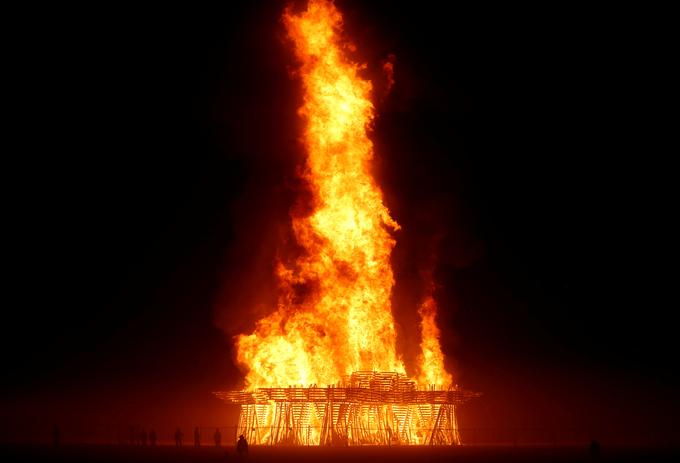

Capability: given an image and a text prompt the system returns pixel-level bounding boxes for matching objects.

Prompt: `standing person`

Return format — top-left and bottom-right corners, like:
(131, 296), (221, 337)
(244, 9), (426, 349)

(140, 428), (148, 446)
(174, 427), (183, 448)
(214, 428), (222, 447)
(52, 425), (60, 448)
(149, 429), (157, 446)
(236, 434), (248, 458)
(194, 426), (201, 447)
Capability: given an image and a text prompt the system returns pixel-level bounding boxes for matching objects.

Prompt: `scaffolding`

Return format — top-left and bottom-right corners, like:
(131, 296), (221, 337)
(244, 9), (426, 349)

(214, 371), (480, 446)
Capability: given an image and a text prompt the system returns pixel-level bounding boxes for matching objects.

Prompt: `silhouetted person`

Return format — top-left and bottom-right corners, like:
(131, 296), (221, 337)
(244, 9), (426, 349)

(194, 426), (201, 447)
(140, 428), (148, 446)
(236, 434), (248, 457)
(214, 428), (222, 447)
(149, 429), (157, 446)
(174, 427), (183, 448)
(590, 439), (601, 458)
(52, 425), (60, 448)
(129, 426), (136, 446)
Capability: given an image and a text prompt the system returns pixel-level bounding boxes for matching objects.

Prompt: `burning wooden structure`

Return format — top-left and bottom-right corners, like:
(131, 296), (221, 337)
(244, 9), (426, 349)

(215, 371), (480, 446)
(221, 2), (481, 446)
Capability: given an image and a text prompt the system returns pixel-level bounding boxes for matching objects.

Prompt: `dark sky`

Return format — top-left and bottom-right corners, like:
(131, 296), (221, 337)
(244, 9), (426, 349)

(4, 1), (676, 445)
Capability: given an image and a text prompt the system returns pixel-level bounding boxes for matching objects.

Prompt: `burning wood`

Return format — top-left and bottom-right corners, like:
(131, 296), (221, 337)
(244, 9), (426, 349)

(223, 0), (479, 445)
(215, 372), (480, 445)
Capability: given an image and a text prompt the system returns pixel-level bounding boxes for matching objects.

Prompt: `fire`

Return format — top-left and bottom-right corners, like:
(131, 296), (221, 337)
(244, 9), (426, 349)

(231, 0), (458, 445)
(236, 0), (404, 389)
(417, 286), (453, 387)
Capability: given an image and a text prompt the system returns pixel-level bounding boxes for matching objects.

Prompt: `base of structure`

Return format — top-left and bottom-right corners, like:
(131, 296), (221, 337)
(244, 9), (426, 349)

(215, 371), (480, 446)
(238, 401), (459, 445)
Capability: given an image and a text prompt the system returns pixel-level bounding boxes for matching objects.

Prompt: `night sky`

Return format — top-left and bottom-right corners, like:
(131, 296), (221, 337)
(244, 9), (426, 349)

(4, 1), (676, 445)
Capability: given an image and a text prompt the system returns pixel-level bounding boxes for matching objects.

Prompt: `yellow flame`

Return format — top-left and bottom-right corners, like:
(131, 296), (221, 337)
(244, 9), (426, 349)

(236, 0), (404, 390)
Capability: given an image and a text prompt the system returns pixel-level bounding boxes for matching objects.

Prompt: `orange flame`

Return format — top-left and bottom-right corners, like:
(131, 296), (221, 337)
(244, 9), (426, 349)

(236, 0), (451, 392)
(417, 286), (453, 387)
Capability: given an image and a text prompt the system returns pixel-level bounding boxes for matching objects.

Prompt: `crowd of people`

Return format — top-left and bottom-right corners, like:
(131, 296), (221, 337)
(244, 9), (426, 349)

(52, 424), (247, 454)
(119, 426), (247, 455)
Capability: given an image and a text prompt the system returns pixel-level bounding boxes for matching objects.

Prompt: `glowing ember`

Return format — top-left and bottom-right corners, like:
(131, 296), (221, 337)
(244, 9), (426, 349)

(226, 0), (469, 445)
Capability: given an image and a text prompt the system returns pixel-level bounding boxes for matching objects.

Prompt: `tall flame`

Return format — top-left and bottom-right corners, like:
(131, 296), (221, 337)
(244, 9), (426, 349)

(417, 284), (453, 387)
(236, 0), (450, 392)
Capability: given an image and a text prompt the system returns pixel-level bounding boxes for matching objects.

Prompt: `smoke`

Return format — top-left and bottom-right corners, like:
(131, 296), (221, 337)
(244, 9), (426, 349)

(381, 53), (396, 99)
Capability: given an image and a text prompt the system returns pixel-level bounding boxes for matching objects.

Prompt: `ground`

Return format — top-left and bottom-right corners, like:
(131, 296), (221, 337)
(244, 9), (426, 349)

(2, 444), (679, 463)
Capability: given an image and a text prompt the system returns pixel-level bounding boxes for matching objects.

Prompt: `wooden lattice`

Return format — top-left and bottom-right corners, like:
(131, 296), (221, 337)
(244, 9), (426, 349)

(215, 371), (480, 446)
